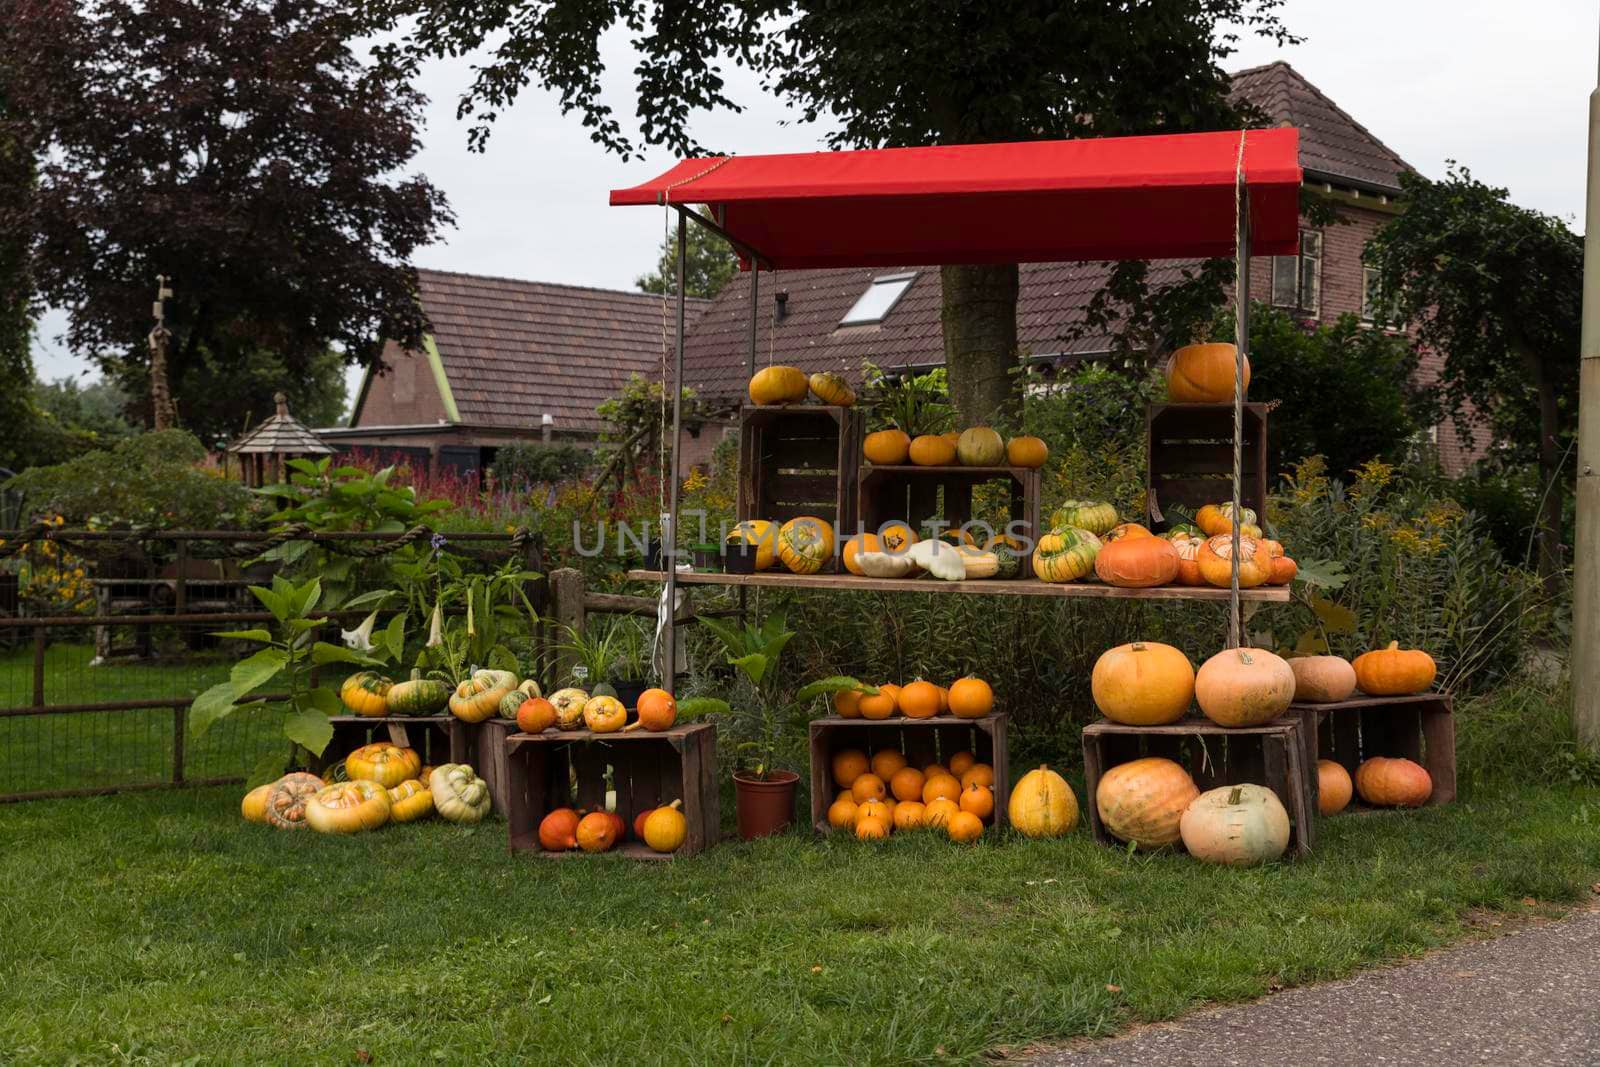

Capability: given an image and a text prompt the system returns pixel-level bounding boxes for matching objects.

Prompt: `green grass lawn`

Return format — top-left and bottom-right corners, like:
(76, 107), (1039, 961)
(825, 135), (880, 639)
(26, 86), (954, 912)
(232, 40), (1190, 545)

(1, 778), (1596, 1065)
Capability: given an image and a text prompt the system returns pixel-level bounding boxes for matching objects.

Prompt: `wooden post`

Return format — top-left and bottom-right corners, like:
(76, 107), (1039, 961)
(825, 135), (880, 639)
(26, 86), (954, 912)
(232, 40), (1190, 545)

(31, 624), (45, 707)
(550, 567), (584, 688)
(1574, 31), (1600, 746)
(148, 276), (178, 431)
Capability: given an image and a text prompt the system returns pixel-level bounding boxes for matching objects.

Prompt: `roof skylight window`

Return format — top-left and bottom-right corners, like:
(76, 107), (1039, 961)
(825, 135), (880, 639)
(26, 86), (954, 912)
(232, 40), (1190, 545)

(839, 272), (916, 326)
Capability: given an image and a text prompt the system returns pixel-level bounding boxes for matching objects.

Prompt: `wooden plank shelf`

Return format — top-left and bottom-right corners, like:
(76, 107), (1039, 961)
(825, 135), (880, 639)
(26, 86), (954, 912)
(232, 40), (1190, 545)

(1287, 693), (1456, 807)
(627, 569), (1290, 602)
(859, 464), (1043, 548)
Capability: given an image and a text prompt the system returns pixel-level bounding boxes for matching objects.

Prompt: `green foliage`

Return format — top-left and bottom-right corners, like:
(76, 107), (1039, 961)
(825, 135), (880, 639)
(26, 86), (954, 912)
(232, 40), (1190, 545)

(1215, 305), (1422, 479)
(636, 213), (738, 298)
(3, 429), (258, 529)
(863, 365), (954, 437)
(1445, 461), (1575, 570)
(489, 441), (594, 487)
(556, 616), (652, 687)
(594, 373), (703, 492)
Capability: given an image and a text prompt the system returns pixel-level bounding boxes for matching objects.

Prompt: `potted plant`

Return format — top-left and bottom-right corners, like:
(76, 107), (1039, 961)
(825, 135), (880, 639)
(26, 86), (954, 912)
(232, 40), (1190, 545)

(691, 612), (872, 839)
(558, 617), (653, 710)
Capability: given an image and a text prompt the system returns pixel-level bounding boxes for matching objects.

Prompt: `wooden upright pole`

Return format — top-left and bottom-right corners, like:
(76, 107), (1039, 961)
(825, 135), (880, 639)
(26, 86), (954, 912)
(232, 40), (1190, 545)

(1573, 24), (1600, 746)
(148, 275), (178, 431)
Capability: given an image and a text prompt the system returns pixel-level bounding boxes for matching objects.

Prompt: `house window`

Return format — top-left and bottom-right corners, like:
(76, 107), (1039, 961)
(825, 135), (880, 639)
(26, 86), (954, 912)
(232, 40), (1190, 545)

(1270, 230), (1322, 315)
(1362, 266), (1400, 326)
(840, 272), (917, 326)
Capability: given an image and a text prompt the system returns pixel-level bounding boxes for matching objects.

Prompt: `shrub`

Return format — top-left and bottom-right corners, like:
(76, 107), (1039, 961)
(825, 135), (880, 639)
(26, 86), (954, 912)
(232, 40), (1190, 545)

(490, 442), (594, 487)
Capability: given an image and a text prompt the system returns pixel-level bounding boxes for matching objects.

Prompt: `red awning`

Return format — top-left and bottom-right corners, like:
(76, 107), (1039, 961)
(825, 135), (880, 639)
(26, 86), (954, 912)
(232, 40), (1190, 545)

(610, 128), (1301, 269)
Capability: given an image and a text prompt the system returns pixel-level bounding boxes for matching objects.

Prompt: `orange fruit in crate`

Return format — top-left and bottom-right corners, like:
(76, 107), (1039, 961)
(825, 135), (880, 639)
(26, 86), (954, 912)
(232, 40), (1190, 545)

(856, 798), (892, 826)
(892, 800), (926, 831)
(897, 681), (942, 719)
(947, 677), (994, 718)
(863, 429), (911, 465)
(923, 762), (950, 782)
(850, 773), (888, 803)
(948, 751), (976, 777)
(877, 523), (918, 553)
(828, 795), (859, 829)
(635, 688), (677, 731)
(959, 783), (995, 820)
(870, 749), (908, 782)
(960, 763), (995, 791)
(936, 685), (950, 713)
(576, 811), (617, 853)
(858, 685), (899, 720)
(833, 689), (862, 718)
(922, 774), (962, 805)
(889, 766), (926, 802)
(831, 749), (869, 788)
(922, 797), (959, 829)
(855, 815), (890, 841)
(947, 811), (984, 843)
(842, 533), (881, 576)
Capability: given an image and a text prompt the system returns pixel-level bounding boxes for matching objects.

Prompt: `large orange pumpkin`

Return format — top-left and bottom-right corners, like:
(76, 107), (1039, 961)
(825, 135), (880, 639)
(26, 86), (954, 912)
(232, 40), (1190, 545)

(1095, 757), (1198, 849)
(1006, 435), (1049, 468)
(1194, 647), (1296, 727)
(1166, 342), (1249, 403)
(1090, 642), (1195, 725)
(863, 429), (911, 465)
(1317, 760), (1353, 815)
(1196, 534), (1273, 588)
(1352, 642), (1437, 696)
(908, 434), (957, 466)
(1094, 536), (1178, 588)
(1289, 656), (1357, 703)
(1355, 756), (1433, 807)
(748, 365), (809, 405)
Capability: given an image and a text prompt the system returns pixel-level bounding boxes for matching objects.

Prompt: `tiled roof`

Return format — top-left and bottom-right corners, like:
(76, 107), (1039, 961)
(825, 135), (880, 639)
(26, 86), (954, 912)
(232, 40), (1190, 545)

(228, 394), (335, 455)
(1230, 61), (1409, 195)
(682, 62), (1408, 401)
(416, 269), (708, 434)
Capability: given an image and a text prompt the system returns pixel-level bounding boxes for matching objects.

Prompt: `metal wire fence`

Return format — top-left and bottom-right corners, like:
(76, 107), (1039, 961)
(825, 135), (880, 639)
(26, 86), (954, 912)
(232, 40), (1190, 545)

(0, 527), (538, 802)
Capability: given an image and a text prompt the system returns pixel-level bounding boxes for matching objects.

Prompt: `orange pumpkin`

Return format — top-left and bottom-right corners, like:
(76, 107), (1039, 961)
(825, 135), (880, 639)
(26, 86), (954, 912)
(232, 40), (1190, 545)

(1091, 641), (1195, 726)
(863, 429), (911, 465)
(889, 766), (926, 802)
(827, 795), (859, 829)
(1352, 642), (1438, 696)
(850, 773), (888, 803)
(635, 688), (677, 731)
(1006, 435), (1049, 468)
(1095, 757), (1198, 849)
(1173, 536), (1205, 586)
(959, 782), (994, 819)
(1289, 656), (1357, 704)
(922, 774), (962, 805)
(1103, 522), (1152, 543)
(870, 748), (907, 782)
(582, 695), (627, 733)
(947, 676), (994, 719)
(946, 810), (985, 843)
(1094, 536), (1178, 588)
(539, 807), (580, 850)
(1317, 760), (1353, 815)
(908, 434), (957, 466)
(1196, 502), (1257, 537)
(1355, 756), (1433, 807)
(1166, 342), (1249, 403)
(897, 680), (942, 719)
(831, 749), (869, 788)
(516, 695), (557, 733)
(855, 815), (890, 841)
(858, 683), (900, 720)
(842, 533), (880, 576)
(891, 800), (926, 831)
(922, 797), (960, 829)
(1195, 647), (1296, 727)
(948, 750), (975, 777)
(576, 811), (618, 852)
(748, 365), (809, 405)
(833, 690), (862, 718)
(959, 763), (994, 791)
(876, 522), (918, 554)
(1196, 533), (1273, 588)
(1268, 556), (1298, 585)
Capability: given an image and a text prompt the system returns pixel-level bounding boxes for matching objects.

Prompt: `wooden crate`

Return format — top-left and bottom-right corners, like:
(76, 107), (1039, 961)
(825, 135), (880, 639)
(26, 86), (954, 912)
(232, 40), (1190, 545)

(738, 405), (864, 548)
(808, 714), (1010, 833)
(1081, 716), (1315, 856)
(306, 715), (463, 777)
(1145, 403), (1269, 532)
(859, 466), (1043, 547)
(458, 718), (519, 816)
(505, 723), (719, 860)
(1288, 693), (1456, 807)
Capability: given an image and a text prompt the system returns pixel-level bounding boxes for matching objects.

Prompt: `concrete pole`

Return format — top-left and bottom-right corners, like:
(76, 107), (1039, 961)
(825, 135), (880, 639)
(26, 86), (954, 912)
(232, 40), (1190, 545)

(1573, 23), (1600, 746)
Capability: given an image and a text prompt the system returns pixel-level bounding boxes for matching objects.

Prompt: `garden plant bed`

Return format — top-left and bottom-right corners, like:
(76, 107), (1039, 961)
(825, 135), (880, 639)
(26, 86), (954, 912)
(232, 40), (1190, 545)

(808, 713), (1010, 833)
(1081, 716), (1316, 856)
(857, 464), (1043, 548)
(504, 722), (718, 859)
(738, 403), (864, 541)
(1288, 693), (1456, 808)
(305, 715), (463, 778)
(627, 569), (1290, 601)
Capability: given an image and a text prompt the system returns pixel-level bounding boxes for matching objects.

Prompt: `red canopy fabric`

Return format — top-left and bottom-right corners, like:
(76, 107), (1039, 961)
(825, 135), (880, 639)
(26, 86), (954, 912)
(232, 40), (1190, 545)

(610, 128), (1301, 269)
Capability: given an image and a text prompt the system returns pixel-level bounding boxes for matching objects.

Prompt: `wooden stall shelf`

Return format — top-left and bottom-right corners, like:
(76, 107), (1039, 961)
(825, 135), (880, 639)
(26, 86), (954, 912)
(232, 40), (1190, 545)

(626, 569), (1290, 602)
(808, 714), (1010, 833)
(858, 464), (1042, 549)
(505, 723), (719, 860)
(1145, 403), (1269, 532)
(1288, 693), (1456, 808)
(1081, 716), (1315, 857)
(458, 718), (519, 816)
(739, 405), (865, 559)
(305, 715), (464, 779)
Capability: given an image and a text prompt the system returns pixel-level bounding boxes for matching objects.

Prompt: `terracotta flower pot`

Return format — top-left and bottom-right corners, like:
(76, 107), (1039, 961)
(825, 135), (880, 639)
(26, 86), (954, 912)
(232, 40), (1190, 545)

(733, 769), (799, 840)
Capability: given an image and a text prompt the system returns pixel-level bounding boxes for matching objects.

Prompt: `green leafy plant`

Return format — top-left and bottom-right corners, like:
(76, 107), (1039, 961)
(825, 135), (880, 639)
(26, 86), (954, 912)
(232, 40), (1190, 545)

(189, 575), (392, 785)
(691, 612), (872, 779)
(863, 364), (955, 437)
(410, 553), (541, 683)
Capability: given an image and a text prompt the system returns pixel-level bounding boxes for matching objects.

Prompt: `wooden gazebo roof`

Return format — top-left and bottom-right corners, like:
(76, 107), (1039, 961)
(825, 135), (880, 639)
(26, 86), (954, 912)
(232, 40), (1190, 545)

(227, 393), (335, 457)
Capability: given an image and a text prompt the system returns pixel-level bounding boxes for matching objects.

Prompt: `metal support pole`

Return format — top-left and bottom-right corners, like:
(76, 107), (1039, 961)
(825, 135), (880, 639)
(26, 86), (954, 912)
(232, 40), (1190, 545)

(1229, 185), (1251, 649)
(663, 211), (688, 691)
(748, 265), (759, 382)
(1573, 25), (1600, 746)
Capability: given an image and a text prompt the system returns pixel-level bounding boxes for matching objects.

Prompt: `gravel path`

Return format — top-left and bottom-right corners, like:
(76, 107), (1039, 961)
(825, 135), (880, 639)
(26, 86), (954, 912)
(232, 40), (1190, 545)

(1027, 906), (1600, 1066)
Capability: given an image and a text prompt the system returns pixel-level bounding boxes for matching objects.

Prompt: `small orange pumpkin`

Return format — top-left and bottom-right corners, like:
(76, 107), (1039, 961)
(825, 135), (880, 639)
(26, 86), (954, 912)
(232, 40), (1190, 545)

(1196, 534), (1273, 588)
(897, 680), (942, 719)
(921, 797), (959, 829)
(855, 814), (890, 841)
(1006, 435), (1049, 468)
(908, 434), (958, 466)
(1173, 536), (1205, 586)
(870, 748), (907, 781)
(889, 766), (926, 802)
(582, 695), (627, 733)
(947, 676), (994, 719)
(1355, 756), (1433, 807)
(922, 774), (962, 805)
(1196, 502), (1257, 537)
(635, 688), (677, 731)
(892, 800), (926, 831)
(1317, 760), (1353, 815)
(959, 763), (994, 791)
(1289, 656), (1357, 703)
(833, 689), (862, 718)
(539, 807), (581, 851)
(946, 810), (985, 843)
(1103, 522), (1152, 542)
(827, 794), (859, 829)
(516, 695), (557, 733)
(1094, 536), (1178, 587)
(959, 782), (994, 820)
(842, 533), (880, 576)
(863, 429), (911, 465)
(576, 810), (618, 852)
(831, 749), (869, 788)
(850, 773), (888, 803)
(858, 684), (899, 720)
(1352, 642), (1437, 696)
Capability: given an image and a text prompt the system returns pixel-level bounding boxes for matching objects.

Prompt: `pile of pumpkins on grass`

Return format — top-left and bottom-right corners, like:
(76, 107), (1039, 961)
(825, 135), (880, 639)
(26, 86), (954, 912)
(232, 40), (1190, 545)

(1090, 637), (1440, 865)
(240, 757), (491, 833)
(738, 346), (1297, 587)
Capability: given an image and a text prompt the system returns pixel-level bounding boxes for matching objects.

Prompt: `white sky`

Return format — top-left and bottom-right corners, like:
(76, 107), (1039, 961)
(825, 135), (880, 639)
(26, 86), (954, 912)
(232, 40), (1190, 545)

(32, 0), (1599, 398)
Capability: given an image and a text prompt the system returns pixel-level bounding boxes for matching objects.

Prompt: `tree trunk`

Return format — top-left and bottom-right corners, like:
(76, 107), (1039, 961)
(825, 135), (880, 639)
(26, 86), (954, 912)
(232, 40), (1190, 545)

(147, 325), (177, 431)
(940, 263), (1020, 426)
(1517, 338), (1566, 584)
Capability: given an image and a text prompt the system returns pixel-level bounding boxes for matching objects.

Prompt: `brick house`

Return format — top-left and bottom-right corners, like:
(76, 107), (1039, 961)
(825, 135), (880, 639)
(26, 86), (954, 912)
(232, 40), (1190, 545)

(677, 62), (1484, 472)
(320, 269), (706, 473)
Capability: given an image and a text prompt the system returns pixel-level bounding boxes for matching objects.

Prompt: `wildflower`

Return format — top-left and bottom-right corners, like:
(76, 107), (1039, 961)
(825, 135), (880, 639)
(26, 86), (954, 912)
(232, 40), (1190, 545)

(430, 532), (449, 552)
(341, 610), (381, 653)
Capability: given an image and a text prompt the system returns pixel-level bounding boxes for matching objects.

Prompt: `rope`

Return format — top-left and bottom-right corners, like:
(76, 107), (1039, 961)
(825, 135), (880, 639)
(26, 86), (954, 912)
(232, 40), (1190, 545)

(658, 206), (671, 521)
(655, 155), (734, 205)
(0, 523), (533, 564)
(1229, 130), (1247, 649)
